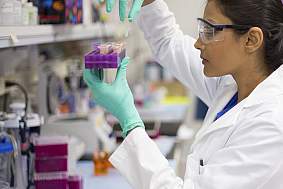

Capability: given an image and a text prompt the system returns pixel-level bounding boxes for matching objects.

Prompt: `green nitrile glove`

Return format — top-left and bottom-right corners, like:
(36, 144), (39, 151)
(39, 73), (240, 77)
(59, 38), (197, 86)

(103, 0), (144, 22)
(83, 57), (145, 137)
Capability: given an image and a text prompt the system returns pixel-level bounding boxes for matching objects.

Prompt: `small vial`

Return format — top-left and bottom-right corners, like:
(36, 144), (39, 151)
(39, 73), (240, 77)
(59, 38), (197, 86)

(112, 43), (125, 53)
(98, 44), (112, 55)
(103, 69), (118, 84)
(85, 42), (126, 84)
(93, 151), (109, 176)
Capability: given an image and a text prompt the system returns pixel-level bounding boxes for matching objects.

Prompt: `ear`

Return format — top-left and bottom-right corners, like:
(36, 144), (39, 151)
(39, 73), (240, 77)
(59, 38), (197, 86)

(243, 27), (264, 53)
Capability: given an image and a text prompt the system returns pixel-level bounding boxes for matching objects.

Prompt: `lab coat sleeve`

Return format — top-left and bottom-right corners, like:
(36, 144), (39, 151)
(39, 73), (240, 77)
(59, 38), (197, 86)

(110, 113), (283, 189)
(136, 0), (221, 106)
(109, 127), (187, 189)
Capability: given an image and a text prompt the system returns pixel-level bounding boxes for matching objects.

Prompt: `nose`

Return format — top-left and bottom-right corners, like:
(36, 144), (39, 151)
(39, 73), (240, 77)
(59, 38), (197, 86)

(194, 37), (205, 51)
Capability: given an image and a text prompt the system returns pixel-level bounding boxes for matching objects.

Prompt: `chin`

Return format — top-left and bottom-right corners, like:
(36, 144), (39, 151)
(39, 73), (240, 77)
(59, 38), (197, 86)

(203, 69), (223, 77)
(203, 70), (216, 77)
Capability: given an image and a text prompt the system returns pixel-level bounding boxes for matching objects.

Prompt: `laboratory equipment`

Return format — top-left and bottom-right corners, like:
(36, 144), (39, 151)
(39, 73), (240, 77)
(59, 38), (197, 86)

(33, 136), (68, 189)
(34, 136), (68, 173)
(33, 136), (84, 189)
(34, 136), (68, 158)
(34, 173), (83, 189)
(1, 80), (43, 189)
(22, 0), (38, 25)
(1, 102), (43, 189)
(35, 156), (67, 173)
(84, 42), (126, 83)
(0, 132), (17, 189)
(93, 151), (109, 176)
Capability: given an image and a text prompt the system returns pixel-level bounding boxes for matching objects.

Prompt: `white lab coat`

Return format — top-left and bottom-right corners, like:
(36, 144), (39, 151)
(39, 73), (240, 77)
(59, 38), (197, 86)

(109, 0), (283, 188)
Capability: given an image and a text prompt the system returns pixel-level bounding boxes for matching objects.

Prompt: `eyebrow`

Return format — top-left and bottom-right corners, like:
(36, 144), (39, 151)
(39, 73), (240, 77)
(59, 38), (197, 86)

(207, 18), (217, 24)
(205, 18), (217, 24)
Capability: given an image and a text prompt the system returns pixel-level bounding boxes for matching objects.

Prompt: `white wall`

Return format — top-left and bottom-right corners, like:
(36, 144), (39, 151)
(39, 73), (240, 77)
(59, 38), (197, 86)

(164, 0), (206, 38)
(108, 0), (207, 83)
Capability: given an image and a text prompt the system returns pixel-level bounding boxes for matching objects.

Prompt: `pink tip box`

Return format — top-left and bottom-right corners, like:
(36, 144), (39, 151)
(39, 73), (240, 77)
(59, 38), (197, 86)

(34, 172), (68, 189)
(35, 157), (68, 173)
(68, 175), (83, 189)
(33, 136), (68, 158)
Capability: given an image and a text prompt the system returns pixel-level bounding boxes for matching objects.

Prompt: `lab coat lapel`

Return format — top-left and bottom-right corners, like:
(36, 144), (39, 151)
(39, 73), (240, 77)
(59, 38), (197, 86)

(193, 83), (239, 145)
(194, 65), (283, 146)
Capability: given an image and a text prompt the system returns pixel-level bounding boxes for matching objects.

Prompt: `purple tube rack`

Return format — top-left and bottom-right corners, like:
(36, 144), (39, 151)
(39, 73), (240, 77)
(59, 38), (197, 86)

(84, 47), (126, 69)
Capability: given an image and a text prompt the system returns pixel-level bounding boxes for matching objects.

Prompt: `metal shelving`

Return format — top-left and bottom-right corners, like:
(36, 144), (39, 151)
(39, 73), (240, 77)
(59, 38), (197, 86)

(0, 23), (118, 48)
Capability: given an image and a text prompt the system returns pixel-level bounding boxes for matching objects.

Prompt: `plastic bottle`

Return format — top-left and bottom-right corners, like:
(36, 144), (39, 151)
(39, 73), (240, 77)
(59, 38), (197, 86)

(32, 3), (38, 25)
(28, 2), (38, 25)
(21, 0), (29, 25)
(14, 0), (22, 25)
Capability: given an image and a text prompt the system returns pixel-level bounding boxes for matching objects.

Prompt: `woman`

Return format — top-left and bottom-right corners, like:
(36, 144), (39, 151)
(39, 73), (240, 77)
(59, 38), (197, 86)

(84, 0), (283, 188)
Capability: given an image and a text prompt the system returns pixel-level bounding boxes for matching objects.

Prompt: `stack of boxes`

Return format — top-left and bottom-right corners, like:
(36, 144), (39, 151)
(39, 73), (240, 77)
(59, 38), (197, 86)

(33, 136), (83, 189)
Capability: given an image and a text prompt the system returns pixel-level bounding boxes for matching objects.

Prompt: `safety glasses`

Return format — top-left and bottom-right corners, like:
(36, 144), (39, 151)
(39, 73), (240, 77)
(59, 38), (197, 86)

(197, 18), (252, 44)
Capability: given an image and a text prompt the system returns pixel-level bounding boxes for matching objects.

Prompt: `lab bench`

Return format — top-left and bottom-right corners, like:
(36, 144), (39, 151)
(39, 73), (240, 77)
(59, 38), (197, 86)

(76, 136), (176, 189)
(77, 160), (176, 189)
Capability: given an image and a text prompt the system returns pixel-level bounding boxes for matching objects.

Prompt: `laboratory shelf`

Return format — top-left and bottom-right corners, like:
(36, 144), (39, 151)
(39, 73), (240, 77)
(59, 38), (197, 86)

(0, 23), (119, 49)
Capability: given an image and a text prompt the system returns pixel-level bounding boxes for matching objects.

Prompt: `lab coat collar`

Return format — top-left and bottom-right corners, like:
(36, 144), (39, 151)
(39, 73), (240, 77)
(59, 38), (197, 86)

(218, 65), (283, 108)
(193, 83), (241, 145)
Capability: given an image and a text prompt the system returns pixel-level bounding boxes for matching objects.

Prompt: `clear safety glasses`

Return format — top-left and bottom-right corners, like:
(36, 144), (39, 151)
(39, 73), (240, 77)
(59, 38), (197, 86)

(197, 18), (252, 44)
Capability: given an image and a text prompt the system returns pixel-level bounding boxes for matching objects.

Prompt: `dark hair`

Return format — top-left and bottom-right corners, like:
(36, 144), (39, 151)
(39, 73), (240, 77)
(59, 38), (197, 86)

(215, 0), (283, 72)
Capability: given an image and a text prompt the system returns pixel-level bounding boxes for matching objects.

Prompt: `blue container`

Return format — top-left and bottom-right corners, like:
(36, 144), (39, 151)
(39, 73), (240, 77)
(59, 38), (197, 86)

(0, 135), (15, 188)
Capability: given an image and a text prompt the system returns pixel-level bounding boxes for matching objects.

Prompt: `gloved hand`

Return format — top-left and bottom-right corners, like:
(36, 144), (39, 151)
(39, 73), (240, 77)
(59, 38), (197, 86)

(102, 0), (144, 22)
(83, 57), (145, 137)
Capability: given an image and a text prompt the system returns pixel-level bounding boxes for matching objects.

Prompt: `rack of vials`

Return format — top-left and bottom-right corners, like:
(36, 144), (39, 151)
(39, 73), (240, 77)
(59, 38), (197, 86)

(33, 136), (83, 189)
(84, 42), (126, 83)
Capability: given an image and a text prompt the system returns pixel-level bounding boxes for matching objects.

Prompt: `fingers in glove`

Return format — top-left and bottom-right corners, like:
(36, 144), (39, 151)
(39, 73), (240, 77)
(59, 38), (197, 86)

(119, 0), (128, 22)
(128, 0), (143, 22)
(83, 69), (103, 86)
(106, 0), (115, 12)
(115, 57), (130, 82)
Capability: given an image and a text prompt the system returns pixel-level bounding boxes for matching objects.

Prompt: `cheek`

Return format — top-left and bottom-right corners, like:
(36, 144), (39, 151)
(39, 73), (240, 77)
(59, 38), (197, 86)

(205, 40), (243, 76)
(204, 44), (230, 76)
